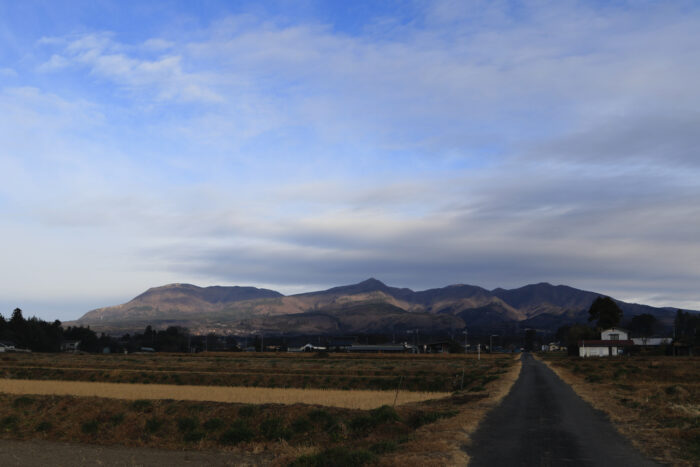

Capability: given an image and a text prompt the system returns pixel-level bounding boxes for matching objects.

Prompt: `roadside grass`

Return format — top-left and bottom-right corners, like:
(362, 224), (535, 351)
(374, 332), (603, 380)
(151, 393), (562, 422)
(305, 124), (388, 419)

(540, 354), (700, 467)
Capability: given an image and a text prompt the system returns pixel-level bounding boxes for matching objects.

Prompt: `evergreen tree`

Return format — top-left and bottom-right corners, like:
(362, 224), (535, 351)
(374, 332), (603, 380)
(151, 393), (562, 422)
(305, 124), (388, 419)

(588, 296), (623, 329)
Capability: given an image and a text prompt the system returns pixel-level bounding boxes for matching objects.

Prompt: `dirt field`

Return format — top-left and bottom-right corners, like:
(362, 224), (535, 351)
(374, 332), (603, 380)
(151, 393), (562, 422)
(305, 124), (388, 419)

(540, 354), (700, 466)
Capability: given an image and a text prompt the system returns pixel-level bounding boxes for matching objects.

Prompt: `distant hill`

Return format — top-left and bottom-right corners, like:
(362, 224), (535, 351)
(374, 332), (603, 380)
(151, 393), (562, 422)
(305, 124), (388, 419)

(77, 284), (283, 324)
(70, 279), (694, 336)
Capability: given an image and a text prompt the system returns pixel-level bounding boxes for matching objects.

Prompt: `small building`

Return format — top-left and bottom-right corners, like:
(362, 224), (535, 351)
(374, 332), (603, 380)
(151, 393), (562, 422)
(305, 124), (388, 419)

(425, 341), (451, 353)
(287, 343), (327, 353)
(543, 342), (564, 352)
(0, 341), (16, 352)
(346, 343), (416, 353)
(61, 340), (81, 353)
(327, 338), (356, 352)
(631, 337), (672, 347)
(580, 327), (633, 357)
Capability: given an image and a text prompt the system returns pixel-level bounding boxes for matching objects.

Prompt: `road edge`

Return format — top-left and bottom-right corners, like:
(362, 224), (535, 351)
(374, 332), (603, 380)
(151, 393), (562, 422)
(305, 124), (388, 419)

(378, 355), (523, 467)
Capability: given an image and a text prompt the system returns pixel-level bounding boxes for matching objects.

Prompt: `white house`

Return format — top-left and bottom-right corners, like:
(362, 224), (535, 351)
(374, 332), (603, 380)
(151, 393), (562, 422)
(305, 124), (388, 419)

(579, 327), (634, 357)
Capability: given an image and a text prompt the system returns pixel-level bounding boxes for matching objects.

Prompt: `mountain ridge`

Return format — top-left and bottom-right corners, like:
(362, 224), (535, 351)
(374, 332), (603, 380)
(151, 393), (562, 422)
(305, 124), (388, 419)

(70, 279), (696, 335)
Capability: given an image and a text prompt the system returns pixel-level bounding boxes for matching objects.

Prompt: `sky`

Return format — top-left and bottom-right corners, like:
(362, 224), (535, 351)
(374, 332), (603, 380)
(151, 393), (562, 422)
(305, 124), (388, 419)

(1, 0), (699, 321)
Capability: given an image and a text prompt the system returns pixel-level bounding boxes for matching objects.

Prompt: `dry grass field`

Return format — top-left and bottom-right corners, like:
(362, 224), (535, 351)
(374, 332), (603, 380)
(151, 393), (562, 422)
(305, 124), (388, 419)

(0, 352), (520, 466)
(540, 354), (700, 466)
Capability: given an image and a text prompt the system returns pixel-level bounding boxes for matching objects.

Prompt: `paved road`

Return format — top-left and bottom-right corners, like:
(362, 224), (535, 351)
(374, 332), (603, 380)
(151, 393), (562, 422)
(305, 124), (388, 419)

(467, 354), (659, 467)
(0, 439), (270, 466)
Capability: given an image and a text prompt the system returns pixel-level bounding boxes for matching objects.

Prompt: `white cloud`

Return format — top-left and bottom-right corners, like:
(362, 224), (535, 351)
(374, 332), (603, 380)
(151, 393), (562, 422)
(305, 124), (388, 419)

(36, 54), (69, 72)
(38, 33), (221, 103)
(142, 38), (174, 51)
(3, 2), (700, 317)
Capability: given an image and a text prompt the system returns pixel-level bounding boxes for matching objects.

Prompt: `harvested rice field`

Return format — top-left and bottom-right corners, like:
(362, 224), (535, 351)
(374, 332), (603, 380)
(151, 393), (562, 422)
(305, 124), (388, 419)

(0, 379), (447, 409)
(0, 352), (520, 466)
(0, 351), (509, 392)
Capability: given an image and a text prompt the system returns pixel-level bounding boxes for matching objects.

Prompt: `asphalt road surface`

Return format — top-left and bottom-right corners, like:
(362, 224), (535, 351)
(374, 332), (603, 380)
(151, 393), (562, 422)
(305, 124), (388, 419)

(467, 353), (659, 467)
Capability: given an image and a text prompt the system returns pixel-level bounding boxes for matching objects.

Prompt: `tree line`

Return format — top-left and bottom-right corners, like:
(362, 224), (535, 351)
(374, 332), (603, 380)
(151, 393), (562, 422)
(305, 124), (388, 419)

(0, 308), (242, 353)
(0, 308), (109, 352)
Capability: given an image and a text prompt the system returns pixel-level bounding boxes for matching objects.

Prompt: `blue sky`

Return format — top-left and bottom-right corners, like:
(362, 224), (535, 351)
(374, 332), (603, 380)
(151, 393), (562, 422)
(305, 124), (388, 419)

(1, 0), (700, 321)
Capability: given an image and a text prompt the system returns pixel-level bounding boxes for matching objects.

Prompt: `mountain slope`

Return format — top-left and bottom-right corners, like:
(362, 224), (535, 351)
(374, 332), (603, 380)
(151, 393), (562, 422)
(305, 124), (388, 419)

(78, 284), (283, 323)
(71, 279), (694, 335)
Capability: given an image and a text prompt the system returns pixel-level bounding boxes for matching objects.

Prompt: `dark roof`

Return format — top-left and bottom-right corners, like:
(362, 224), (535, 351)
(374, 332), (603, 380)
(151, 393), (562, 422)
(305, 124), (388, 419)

(579, 340), (634, 347)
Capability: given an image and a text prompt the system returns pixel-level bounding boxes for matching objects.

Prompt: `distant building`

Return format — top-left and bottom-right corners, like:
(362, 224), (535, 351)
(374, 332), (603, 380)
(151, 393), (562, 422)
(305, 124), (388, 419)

(327, 338), (356, 352)
(542, 342), (564, 352)
(287, 343), (327, 353)
(61, 340), (81, 353)
(346, 343), (416, 353)
(579, 327), (634, 357)
(425, 341), (451, 353)
(0, 341), (16, 352)
(631, 337), (672, 347)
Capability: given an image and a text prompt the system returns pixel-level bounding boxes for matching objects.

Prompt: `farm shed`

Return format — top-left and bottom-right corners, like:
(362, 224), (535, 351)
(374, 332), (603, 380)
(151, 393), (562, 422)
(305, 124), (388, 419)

(327, 338), (355, 352)
(61, 340), (81, 353)
(631, 337), (672, 347)
(425, 341), (451, 353)
(0, 341), (16, 352)
(287, 343), (327, 352)
(580, 327), (633, 357)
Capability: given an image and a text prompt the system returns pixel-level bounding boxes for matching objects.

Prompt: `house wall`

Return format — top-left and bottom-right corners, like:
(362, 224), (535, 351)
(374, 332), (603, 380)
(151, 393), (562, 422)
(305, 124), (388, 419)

(580, 346), (610, 357)
(580, 345), (626, 357)
(601, 328), (629, 340)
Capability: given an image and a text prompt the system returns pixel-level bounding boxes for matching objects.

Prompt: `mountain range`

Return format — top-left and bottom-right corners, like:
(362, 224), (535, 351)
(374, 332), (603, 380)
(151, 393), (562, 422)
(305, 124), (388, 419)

(70, 279), (692, 336)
